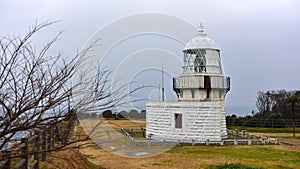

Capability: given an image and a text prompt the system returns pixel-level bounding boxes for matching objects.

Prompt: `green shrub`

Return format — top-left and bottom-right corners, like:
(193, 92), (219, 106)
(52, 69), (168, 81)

(206, 163), (264, 169)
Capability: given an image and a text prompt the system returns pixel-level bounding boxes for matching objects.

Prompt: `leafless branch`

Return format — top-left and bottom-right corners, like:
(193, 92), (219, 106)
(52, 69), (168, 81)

(0, 21), (143, 151)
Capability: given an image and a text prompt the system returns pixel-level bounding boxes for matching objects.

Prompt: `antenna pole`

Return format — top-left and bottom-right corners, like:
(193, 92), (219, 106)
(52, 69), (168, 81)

(162, 66), (165, 102)
(158, 84), (161, 102)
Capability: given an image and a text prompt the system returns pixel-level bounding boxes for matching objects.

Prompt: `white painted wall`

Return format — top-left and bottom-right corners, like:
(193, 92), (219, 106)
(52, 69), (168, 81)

(146, 101), (227, 143)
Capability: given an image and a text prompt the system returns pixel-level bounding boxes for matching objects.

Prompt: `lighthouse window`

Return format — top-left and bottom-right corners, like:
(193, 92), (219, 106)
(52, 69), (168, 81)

(194, 49), (206, 73)
(175, 113), (182, 128)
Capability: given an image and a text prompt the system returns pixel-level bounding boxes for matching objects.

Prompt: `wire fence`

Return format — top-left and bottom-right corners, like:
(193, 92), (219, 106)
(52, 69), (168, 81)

(227, 119), (300, 128)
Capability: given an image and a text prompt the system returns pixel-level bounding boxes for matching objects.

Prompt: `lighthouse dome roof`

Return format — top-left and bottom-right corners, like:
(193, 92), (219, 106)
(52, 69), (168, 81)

(183, 26), (219, 51)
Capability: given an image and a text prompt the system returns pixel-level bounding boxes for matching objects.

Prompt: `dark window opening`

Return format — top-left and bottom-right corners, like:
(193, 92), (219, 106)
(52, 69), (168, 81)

(175, 113), (182, 128)
(204, 76), (211, 99)
(191, 90), (194, 98)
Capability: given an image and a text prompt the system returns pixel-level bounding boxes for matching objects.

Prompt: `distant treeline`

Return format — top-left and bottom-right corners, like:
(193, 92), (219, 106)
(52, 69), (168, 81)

(103, 109), (146, 119)
(79, 109), (146, 119)
(227, 89), (300, 128)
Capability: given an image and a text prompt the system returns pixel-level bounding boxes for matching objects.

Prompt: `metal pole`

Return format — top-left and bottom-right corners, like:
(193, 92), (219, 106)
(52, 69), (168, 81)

(162, 66), (164, 102)
(158, 84), (161, 102)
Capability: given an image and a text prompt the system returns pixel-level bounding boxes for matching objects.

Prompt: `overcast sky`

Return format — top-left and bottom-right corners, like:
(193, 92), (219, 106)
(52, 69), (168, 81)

(1, 0), (300, 116)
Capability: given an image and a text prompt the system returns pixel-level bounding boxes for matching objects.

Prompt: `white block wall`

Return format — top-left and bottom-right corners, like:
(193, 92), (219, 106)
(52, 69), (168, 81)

(146, 101), (227, 143)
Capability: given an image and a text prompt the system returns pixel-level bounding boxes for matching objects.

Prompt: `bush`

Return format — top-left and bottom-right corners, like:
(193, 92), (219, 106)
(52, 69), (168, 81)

(207, 163), (264, 169)
(102, 110), (112, 118)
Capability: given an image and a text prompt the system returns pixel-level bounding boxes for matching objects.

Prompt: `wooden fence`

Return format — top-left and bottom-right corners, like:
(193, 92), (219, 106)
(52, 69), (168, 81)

(0, 115), (77, 169)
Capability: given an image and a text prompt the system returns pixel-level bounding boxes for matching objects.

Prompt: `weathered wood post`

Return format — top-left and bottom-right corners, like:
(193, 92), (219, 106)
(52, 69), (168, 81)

(62, 113), (76, 146)
(21, 138), (28, 169)
(47, 125), (52, 150)
(50, 123), (55, 149)
(41, 126), (47, 162)
(33, 132), (40, 169)
(54, 125), (60, 145)
(2, 150), (11, 169)
(73, 122), (78, 140)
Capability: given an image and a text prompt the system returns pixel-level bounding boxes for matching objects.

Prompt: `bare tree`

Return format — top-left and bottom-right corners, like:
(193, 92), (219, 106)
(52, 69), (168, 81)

(256, 91), (272, 115)
(286, 95), (299, 138)
(0, 21), (140, 151)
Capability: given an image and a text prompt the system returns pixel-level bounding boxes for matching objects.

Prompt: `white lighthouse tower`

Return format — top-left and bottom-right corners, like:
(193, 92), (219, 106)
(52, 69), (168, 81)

(146, 25), (230, 143)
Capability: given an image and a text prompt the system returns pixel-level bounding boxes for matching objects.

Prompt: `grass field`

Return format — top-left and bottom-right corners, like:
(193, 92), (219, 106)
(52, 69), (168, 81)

(228, 126), (300, 134)
(228, 126), (300, 140)
(74, 119), (300, 169)
(37, 119), (300, 168)
(79, 141), (300, 169)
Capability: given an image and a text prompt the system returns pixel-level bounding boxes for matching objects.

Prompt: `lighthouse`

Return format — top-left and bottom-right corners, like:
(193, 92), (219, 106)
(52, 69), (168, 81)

(146, 25), (230, 143)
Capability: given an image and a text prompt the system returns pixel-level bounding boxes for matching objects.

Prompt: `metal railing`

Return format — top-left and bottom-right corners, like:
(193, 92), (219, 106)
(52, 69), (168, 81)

(173, 76), (230, 91)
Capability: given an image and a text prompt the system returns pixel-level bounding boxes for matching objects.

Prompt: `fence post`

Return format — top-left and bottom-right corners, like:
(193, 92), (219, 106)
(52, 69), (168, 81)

(47, 125), (52, 151)
(205, 139), (210, 146)
(235, 129), (239, 136)
(248, 139), (252, 145)
(33, 132), (40, 169)
(50, 124), (55, 150)
(53, 125), (60, 145)
(260, 137), (265, 145)
(242, 130), (247, 138)
(2, 150), (11, 169)
(234, 139), (238, 145)
(275, 138), (279, 145)
(62, 114), (76, 146)
(21, 138), (28, 169)
(41, 126), (47, 162)
(266, 137), (270, 144)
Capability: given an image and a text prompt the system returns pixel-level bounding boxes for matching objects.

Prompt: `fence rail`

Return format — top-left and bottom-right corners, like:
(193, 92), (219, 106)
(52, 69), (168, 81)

(227, 119), (300, 128)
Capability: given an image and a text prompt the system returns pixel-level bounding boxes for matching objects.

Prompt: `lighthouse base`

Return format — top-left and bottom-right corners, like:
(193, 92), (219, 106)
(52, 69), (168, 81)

(146, 101), (227, 143)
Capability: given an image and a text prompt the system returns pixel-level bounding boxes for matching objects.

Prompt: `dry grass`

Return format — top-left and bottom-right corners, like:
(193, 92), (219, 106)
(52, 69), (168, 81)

(106, 119), (146, 129)
(77, 119), (300, 169)
(40, 119), (300, 168)
(79, 141), (300, 169)
(39, 147), (104, 169)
